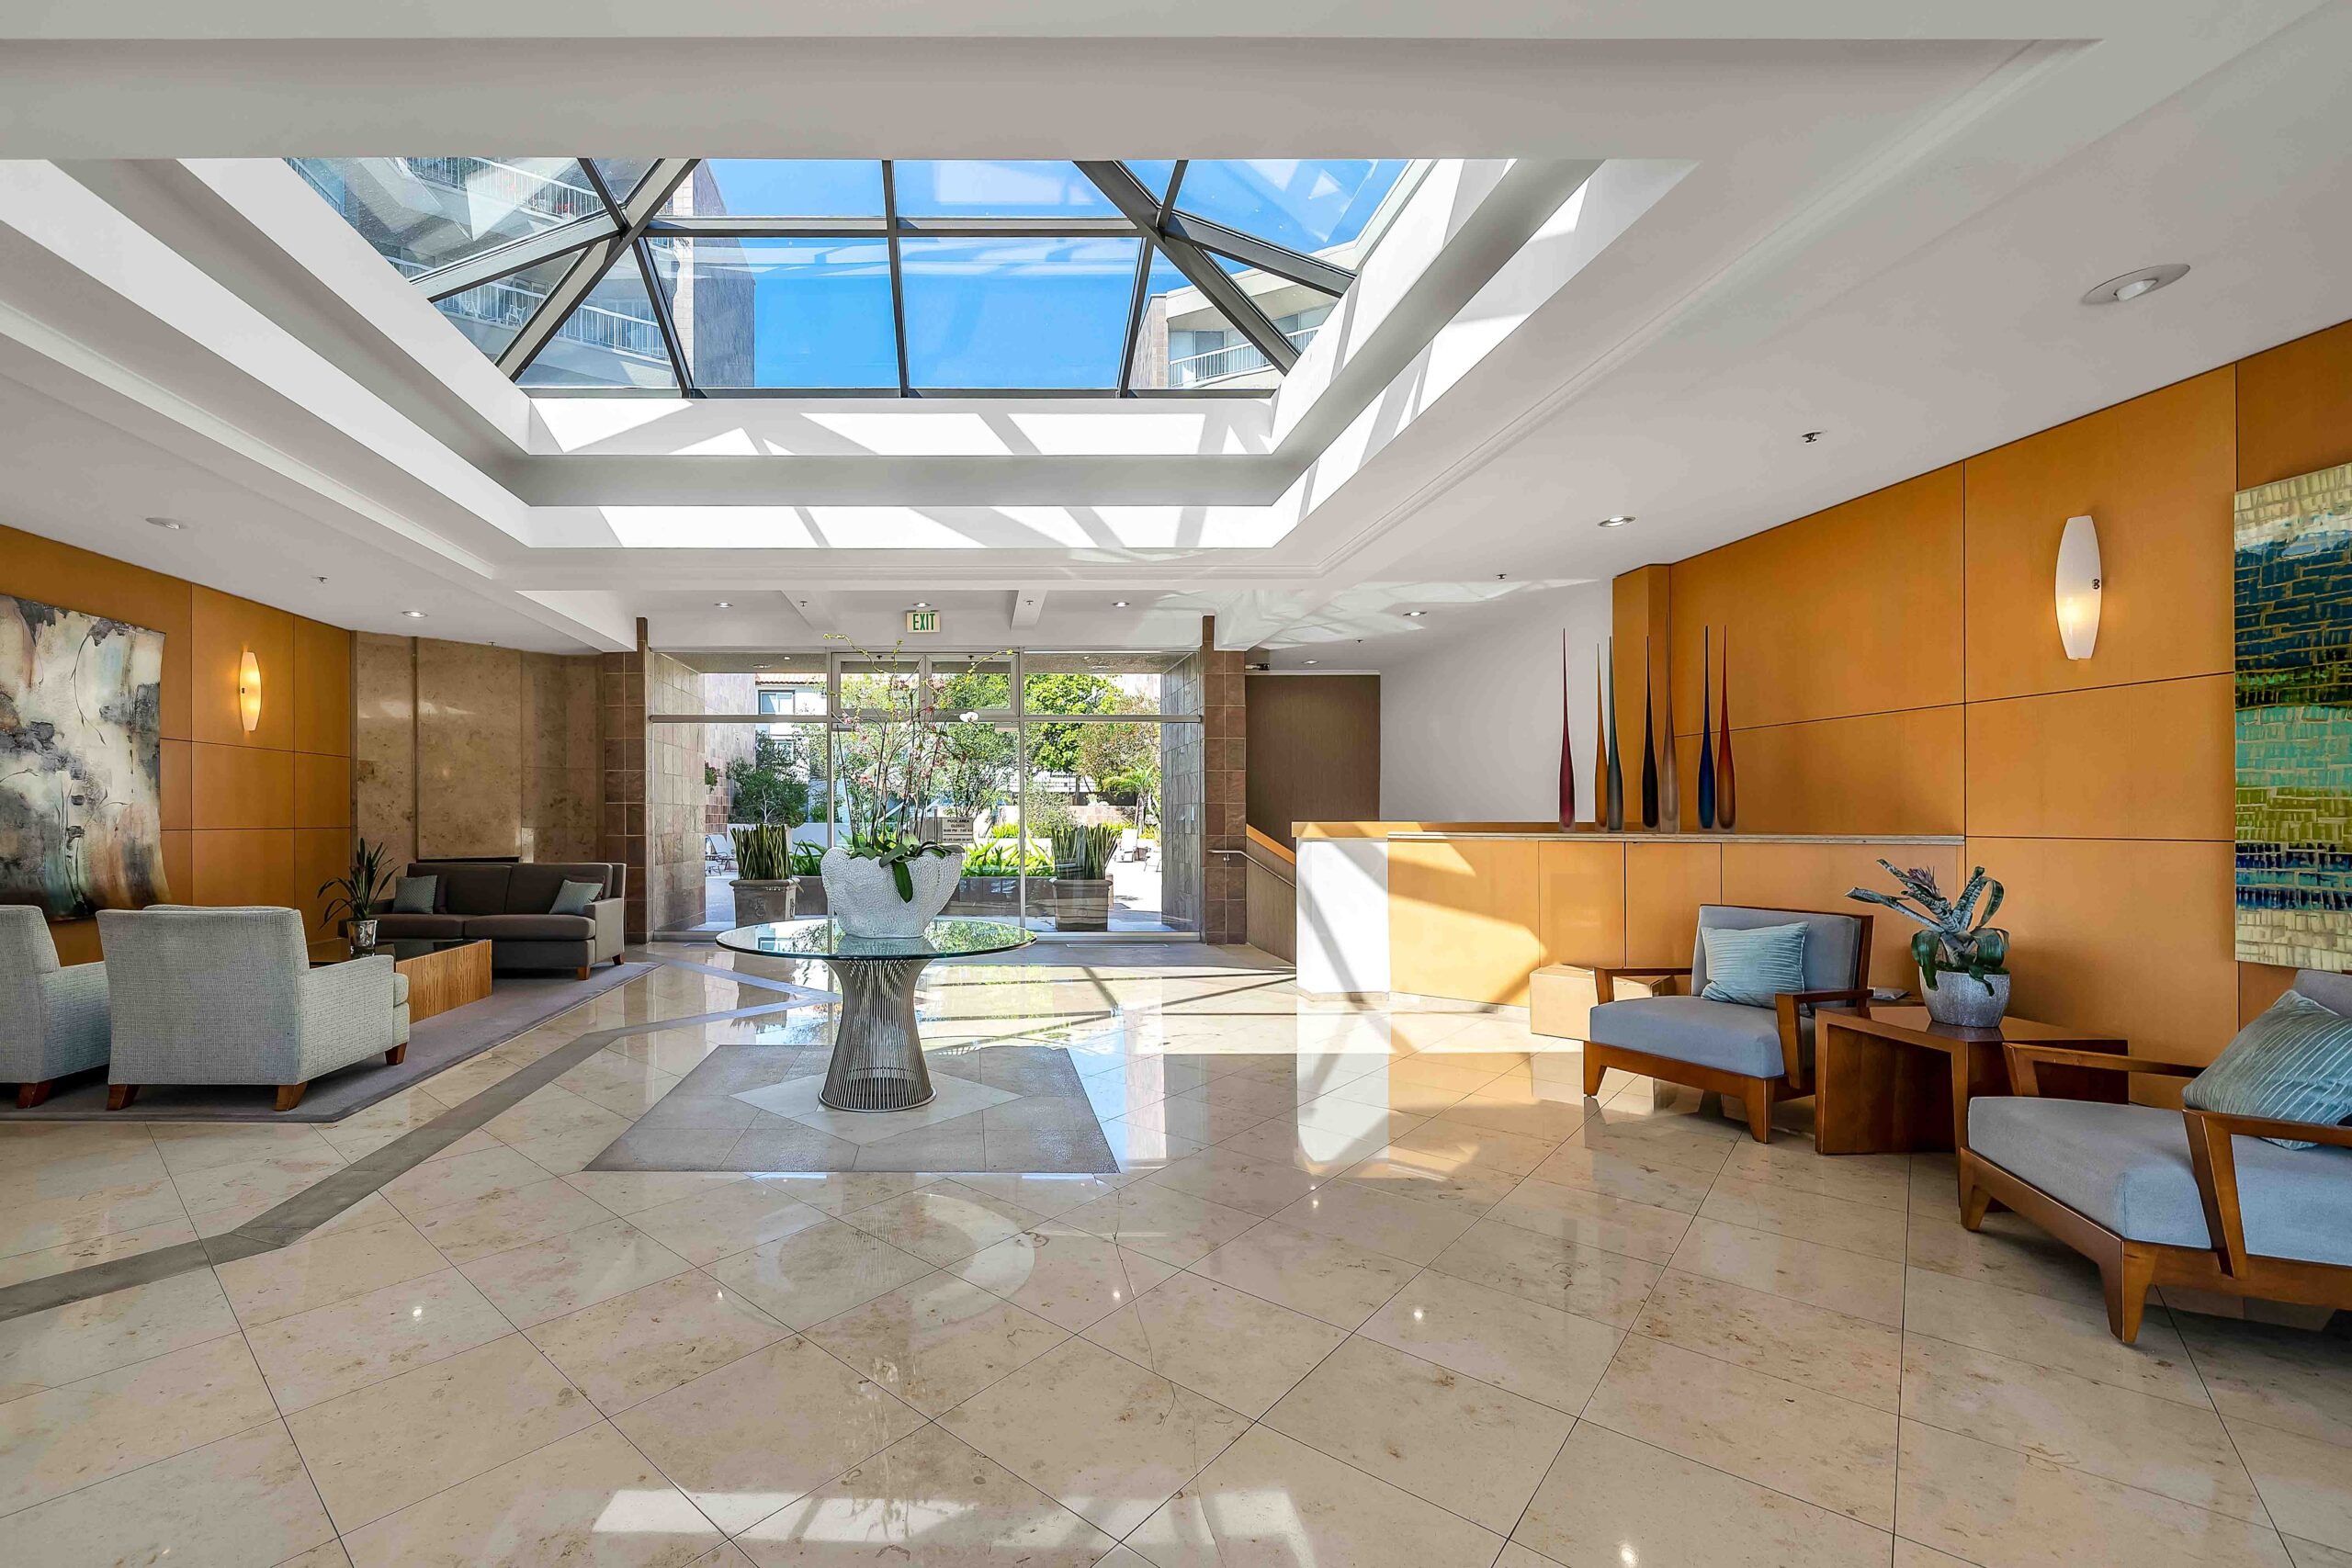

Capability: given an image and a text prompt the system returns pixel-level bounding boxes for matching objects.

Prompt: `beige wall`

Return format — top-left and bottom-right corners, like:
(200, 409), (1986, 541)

(644, 649), (707, 936)
(354, 635), (601, 869)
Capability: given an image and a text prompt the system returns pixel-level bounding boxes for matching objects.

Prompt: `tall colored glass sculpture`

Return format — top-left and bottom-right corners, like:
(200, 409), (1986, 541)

(1557, 631), (1577, 829)
(1717, 627), (1737, 831)
(1603, 638), (1624, 831)
(1639, 637), (1660, 829)
(1697, 626), (1718, 829)
(1659, 637), (1680, 833)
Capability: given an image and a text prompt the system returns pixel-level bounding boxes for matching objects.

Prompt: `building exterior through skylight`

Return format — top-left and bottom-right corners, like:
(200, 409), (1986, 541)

(288, 158), (1415, 396)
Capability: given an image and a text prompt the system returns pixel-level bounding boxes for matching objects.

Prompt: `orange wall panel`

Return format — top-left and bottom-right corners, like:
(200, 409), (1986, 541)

(1719, 840), (1961, 991)
(293, 616), (353, 757)
(1623, 840), (1721, 967)
(161, 829), (192, 910)
(2236, 319), (2352, 491)
(1673, 707), (1965, 837)
(189, 584), (297, 750)
(1668, 467), (1964, 733)
(190, 741), (294, 830)
(159, 738), (192, 832)
(295, 753), (352, 829)
(294, 828), (352, 939)
(1962, 369), (2234, 704)
(1536, 838), (1626, 970)
(1611, 565), (1671, 766)
(190, 828), (296, 909)
(1966, 675), (2232, 841)
(2238, 962), (2298, 1027)
(1388, 837), (1544, 1005)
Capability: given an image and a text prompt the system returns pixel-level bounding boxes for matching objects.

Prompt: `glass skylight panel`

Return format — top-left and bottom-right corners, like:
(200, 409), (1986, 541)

(687, 160), (885, 219)
(289, 157), (607, 276)
(433, 249), (586, 360)
(899, 236), (1139, 389)
(1170, 159), (1409, 253)
(590, 160), (656, 205)
(893, 161), (1118, 219)
(1129, 249), (1260, 389)
(647, 236), (897, 389)
(1123, 161), (1181, 205)
(516, 256), (676, 390)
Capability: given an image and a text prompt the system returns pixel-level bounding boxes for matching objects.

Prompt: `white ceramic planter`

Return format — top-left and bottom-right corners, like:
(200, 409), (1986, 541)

(820, 845), (960, 938)
(1920, 966), (2009, 1029)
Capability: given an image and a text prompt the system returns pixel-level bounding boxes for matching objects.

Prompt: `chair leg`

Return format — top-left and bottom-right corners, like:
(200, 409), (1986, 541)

(15, 1079), (55, 1110)
(106, 1083), (140, 1111)
(2102, 1248), (2156, 1343)
(384, 1043), (408, 1066)
(1960, 1179), (1993, 1231)
(275, 1082), (309, 1112)
(576, 965), (591, 980)
(1744, 1079), (1774, 1143)
(1582, 1054), (1607, 1097)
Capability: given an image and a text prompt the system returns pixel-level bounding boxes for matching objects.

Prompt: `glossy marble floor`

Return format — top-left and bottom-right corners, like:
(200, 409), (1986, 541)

(2, 946), (2348, 1567)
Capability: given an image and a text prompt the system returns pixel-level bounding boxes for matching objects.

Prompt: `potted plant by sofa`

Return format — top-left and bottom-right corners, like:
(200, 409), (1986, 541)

(1849, 861), (2010, 1027)
(318, 837), (399, 951)
(1049, 822), (1119, 932)
(729, 823), (797, 925)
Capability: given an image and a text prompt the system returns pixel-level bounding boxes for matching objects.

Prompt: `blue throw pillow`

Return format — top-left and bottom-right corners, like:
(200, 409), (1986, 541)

(549, 879), (604, 917)
(2184, 989), (2352, 1149)
(391, 875), (436, 914)
(1699, 922), (1808, 1008)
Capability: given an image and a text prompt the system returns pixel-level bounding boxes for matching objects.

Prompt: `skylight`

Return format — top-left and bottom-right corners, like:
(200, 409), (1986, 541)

(288, 157), (1412, 397)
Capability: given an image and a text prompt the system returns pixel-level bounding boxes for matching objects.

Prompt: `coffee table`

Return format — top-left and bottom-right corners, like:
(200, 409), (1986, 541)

(309, 936), (493, 1023)
(716, 917), (1034, 1112)
(1815, 1005), (2128, 1201)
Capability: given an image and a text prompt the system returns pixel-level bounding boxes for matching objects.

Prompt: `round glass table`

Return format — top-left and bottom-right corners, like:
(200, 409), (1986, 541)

(715, 917), (1034, 1112)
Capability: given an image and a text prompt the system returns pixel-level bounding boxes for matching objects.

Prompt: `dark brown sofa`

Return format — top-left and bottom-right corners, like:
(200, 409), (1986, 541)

(371, 861), (626, 976)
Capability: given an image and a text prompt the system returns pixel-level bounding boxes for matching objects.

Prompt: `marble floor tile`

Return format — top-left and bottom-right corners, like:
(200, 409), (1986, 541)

(1424, 1215), (1664, 1327)
(952, 1170), (1136, 1215)
(2177, 1315), (2352, 1448)
(1487, 1174), (1694, 1263)
(1904, 1266), (2210, 1407)
(1905, 1206), (2108, 1304)
(625, 1177), (830, 1266)
(0, 1268), (240, 1399)
(213, 1215), (450, 1326)
(1584, 1333), (1899, 1529)
(1082, 1269), (1347, 1417)
(758, 1171), (944, 1217)
(1904, 1332), (2268, 1521)
(2288, 1536), (2352, 1568)
(458, 1215), (694, 1326)
(1313, 1071), (1473, 1118)
(0, 1418), (335, 1568)
(563, 1168), (761, 1217)
(412, 1176), (618, 1268)
(1269, 1178), (1478, 1265)
(707, 1217), (937, 1330)
(1697, 1176), (1908, 1261)
(1437, 1085), (1589, 1142)
(1358, 1267), (1622, 1414)
(340, 1419), (722, 1568)
(937, 1336), (1247, 1539)
(1126, 1423), (1503, 1568)
(613, 1336), (926, 1534)
(734, 1424), (1120, 1568)
(948, 1224), (1177, 1331)
(1718, 1137), (1913, 1211)
(2229, 1419), (2352, 1553)
(1525, 1141), (1719, 1214)
(804, 1272), (1068, 1415)
(1668, 1214), (1907, 1327)
(246, 1266), (512, 1412)
(1211, 1116), (1388, 1178)
(1057, 1180), (1261, 1269)
(526, 1269), (790, 1414)
(284, 1333), (597, 1532)
(1336, 1148), (1522, 1214)
(1634, 1267), (1904, 1410)
(1895, 1417), (2295, 1568)
(1190, 1219), (1419, 1329)
(1385, 1115), (1564, 1178)
(1263, 1335), (1573, 1532)
(378, 1145), (553, 1218)
(150, 1121), (339, 1175)
(1143, 1145), (1322, 1216)
(0, 1217), (199, 1291)
(1514, 1422), (1894, 1568)
(0, 1335), (278, 1516)
(0, 1177), (190, 1259)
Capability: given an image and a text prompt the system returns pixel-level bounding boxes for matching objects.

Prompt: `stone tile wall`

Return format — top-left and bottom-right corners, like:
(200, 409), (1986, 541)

(644, 649), (707, 936)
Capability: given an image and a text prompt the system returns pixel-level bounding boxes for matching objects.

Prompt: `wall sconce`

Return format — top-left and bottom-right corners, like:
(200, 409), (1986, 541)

(2055, 514), (2101, 660)
(237, 649), (262, 733)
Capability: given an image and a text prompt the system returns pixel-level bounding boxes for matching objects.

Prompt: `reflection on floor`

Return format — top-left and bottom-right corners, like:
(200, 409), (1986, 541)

(1, 942), (2347, 1567)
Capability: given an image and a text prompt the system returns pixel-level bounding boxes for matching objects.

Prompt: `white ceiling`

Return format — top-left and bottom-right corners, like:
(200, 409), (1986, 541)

(0, 1), (2344, 659)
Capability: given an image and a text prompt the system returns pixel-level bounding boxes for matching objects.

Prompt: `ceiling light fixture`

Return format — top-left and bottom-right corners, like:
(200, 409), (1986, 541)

(1305, 660), (1319, 665)
(2082, 264), (2189, 306)
(1113, 600), (1130, 608)
(401, 609), (426, 618)
(912, 601), (929, 608)
(145, 516), (185, 530)
(1599, 515), (1634, 528)
(714, 601), (732, 608)
(1404, 610), (1426, 617)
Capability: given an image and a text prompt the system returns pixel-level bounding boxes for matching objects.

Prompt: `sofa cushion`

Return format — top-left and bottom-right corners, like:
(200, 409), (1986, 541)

(508, 863), (614, 912)
(371, 912), (467, 940)
(434, 863), (514, 917)
(2183, 989), (2352, 1149)
(1970, 1096), (2352, 1264)
(461, 913), (597, 942)
(549, 879), (604, 917)
(1699, 922), (1808, 1007)
(1589, 995), (1792, 1078)
(391, 875), (437, 915)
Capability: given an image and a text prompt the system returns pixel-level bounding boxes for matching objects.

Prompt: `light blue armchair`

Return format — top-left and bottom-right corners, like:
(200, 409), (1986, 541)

(96, 906), (410, 1111)
(1, 907), (112, 1108)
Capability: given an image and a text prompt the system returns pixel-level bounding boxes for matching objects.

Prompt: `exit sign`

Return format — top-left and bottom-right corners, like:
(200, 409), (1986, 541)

(905, 609), (939, 634)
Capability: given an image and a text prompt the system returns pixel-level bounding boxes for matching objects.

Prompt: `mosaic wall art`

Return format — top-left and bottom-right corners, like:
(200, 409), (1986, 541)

(0, 593), (169, 919)
(2235, 460), (2352, 969)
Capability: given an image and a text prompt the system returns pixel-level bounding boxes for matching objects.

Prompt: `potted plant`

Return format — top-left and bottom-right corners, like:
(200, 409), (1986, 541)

(952, 837), (1046, 915)
(787, 840), (828, 917)
(1049, 821), (1119, 932)
(319, 837), (399, 952)
(1848, 861), (2011, 1027)
(729, 822), (797, 925)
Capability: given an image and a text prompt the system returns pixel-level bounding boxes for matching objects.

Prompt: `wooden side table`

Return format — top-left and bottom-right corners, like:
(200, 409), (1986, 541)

(1814, 1005), (2128, 1201)
(311, 937), (493, 1024)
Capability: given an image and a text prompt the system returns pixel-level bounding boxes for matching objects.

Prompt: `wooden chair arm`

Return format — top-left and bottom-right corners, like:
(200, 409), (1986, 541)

(2184, 1109), (2352, 1150)
(1773, 987), (1873, 1090)
(2003, 1045), (2194, 1097)
(2183, 1109), (2352, 1280)
(1571, 964), (1691, 1004)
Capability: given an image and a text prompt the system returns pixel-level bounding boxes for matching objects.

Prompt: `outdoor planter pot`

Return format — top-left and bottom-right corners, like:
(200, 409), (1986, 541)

(1052, 876), (1112, 931)
(949, 874), (1022, 916)
(788, 874), (827, 917)
(731, 878), (796, 925)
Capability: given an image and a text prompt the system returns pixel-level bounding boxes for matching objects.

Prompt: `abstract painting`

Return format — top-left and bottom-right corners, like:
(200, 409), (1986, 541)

(2235, 460), (2352, 969)
(0, 593), (169, 919)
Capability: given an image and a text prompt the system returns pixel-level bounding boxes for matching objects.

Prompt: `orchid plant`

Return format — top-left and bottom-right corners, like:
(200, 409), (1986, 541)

(825, 635), (1007, 901)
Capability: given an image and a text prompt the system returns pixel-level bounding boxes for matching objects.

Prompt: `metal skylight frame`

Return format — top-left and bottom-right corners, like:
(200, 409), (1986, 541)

(390, 158), (1365, 398)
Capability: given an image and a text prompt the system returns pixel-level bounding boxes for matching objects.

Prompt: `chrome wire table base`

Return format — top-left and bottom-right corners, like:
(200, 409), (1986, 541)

(817, 954), (935, 1111)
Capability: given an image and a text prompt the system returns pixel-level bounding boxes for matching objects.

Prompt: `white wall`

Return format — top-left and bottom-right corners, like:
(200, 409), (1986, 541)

(1377, 581), (1612, 821)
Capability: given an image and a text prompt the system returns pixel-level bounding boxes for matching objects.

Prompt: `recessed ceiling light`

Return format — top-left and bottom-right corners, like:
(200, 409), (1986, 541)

(1305, 660), (1319, 665)
(2082, 264), (2189, 306)
(912, 601), (929, 608)
(145, 516), (184, 530)
(1403, 610), (1426, 617)
(1599, 515), (1634, 528)
(714, 601), (732, 608)
(1113, 600), (1130, 608)
(401, 609), (426, 618)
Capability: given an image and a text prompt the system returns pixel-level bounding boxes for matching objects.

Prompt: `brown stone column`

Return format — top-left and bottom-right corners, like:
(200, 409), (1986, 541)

(598, 628), (649, 942)
(1202, 621), (1249, 945)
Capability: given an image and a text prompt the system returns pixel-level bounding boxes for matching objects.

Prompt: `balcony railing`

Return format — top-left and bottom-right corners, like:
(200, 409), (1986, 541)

(1168, 321), (1322, 388)
(438, 275), (666, 363)
(399, 157), (605, 224)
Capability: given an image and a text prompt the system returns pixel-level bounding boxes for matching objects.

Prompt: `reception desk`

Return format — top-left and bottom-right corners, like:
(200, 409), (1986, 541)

(1294, 824), (1964, 1006)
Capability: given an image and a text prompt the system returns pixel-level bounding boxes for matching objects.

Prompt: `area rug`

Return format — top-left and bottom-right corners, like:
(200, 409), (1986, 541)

(585, 1038), (1119, 1174)
(4, 962), (656, 1122)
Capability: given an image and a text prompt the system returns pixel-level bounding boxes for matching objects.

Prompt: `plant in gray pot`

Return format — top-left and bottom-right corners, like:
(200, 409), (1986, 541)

(318, 838), (398, 952)
(1848, 861), (2011, 1028)
(729, 823), (797, 925)
(1050, 822), (1119, 932)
